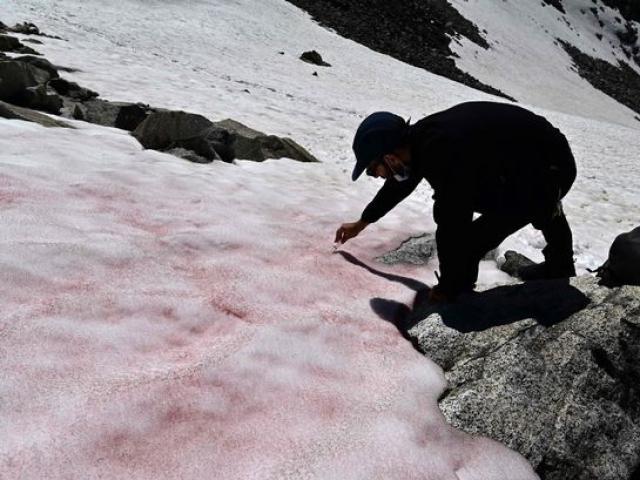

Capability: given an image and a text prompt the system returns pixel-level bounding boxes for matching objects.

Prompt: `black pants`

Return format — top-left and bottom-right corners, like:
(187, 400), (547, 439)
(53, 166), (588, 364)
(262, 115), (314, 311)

(461, 133), (577, 291)
(459, 205), (574, 290)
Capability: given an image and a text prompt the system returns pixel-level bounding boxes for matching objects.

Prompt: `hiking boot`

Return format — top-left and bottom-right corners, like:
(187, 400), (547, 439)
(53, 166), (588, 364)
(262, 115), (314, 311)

(518, 261), (576, 281)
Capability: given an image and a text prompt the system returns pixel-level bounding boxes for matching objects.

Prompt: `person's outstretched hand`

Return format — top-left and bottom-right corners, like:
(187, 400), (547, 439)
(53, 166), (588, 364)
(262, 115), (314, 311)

(335, 220), (369, 244)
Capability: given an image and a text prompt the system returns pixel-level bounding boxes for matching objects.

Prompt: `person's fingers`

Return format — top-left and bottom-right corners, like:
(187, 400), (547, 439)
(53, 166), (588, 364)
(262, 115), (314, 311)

(335, 227), (345, 243)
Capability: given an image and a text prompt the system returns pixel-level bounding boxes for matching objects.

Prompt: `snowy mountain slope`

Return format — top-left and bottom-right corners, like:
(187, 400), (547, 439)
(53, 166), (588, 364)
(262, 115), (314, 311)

(449, 0), (640, 127)
(285, 0), (640, 128)
(1, 0), (640, 478)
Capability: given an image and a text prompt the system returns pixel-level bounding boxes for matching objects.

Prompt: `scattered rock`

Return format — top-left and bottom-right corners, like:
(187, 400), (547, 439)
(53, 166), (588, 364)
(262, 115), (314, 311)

(404, 276), (640, 479)
(212, 118), (319, 163)
(71, 99), (150, 131)
(132, 110), (233, 162)
(312, 71), (318, 77)
(22, 38), (43, 45)
(0, 34), (40, 55)
(560, 39), (640, 115)
(0, 99), (71, 128)
(300, 50), (331, 67)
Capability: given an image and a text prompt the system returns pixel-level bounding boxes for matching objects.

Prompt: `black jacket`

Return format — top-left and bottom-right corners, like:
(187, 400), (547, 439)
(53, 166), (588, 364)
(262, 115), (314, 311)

(360, 101), (576, 294)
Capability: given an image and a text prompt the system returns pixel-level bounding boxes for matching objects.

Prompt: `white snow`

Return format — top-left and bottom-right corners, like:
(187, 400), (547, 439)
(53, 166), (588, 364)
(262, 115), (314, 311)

(0, 0), (639, 478)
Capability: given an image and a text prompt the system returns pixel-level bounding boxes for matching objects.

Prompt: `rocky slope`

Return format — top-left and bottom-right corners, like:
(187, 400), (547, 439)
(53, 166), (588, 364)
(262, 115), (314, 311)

(376, 236), (640, 479)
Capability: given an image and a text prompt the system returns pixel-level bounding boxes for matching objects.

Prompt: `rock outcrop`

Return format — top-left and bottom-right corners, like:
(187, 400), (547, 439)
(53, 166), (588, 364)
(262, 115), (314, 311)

(212, 118), (319, 163)
(372, 252), (638, 479)
(132, 110), (233, 162)
(1, 19), (319, 166)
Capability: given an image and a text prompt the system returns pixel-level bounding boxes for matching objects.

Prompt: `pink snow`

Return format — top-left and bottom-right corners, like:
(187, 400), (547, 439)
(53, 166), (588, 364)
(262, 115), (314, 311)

(0, 121), (537, 479)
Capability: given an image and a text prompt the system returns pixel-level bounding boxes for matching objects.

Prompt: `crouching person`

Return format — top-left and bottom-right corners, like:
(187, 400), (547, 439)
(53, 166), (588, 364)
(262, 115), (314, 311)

(335, 101), (577, 304)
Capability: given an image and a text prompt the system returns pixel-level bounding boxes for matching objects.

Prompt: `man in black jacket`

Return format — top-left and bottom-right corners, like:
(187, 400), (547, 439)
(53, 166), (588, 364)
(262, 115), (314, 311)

(335, 102), (577, 303)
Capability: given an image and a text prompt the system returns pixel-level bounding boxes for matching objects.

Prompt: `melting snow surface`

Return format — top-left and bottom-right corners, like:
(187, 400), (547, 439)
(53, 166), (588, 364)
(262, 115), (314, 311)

(1, 0), (639, 478)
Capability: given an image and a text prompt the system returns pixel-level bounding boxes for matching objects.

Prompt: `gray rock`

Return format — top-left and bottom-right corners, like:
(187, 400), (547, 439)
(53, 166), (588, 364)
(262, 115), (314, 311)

(213, 118), (318, 163)
(300, 50), (331, 67)
(377, 233), (438, 265)
(0, 34), (40, 55)
(72, 99), (150, 131)
(500, 250), (537, 277)
(376, 233), (497, 265)
(133, 110), (233, 161)
(0, 61), (40, 99)
(0, 99), (71, 128)
(12, 55), (60, 79)
(0, 22), (8, 34)
(22, 84), (63, 114)
(48, 77), (98, 101)
(405, 276), (640, 479)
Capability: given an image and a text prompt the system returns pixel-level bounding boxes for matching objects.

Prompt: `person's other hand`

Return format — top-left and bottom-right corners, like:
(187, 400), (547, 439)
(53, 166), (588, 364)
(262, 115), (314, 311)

(334, 220), (368, 244)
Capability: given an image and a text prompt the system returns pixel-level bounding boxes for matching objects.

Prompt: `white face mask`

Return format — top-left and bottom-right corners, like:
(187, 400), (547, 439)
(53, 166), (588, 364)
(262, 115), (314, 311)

(385, 158), (411, 182)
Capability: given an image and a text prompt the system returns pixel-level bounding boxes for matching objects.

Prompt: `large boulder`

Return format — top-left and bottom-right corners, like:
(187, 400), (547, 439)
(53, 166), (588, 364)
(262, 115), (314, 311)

(133, 110), (233, 162)
(212, 118), (319, 163)
(0, 99), (71, 128)
(72, 98), (150, 131)
(0, 61), (61, 113)
(0, 35), (40, 55)
(404, 273), (640, 479)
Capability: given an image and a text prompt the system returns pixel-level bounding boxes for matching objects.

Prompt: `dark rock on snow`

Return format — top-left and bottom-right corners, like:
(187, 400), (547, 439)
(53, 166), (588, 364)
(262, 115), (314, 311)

(132, 110), (232, 162)
(0, 99), (71, 128)
(0, 34), (40, 55)
(212, 118), (319, 163)
(71, 99), (150, 131)
(300, 50), (331, 67)
(500, 250), (537, 277)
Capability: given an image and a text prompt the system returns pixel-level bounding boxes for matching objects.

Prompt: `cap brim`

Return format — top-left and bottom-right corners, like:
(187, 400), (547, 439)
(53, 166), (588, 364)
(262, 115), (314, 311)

(351, 163), (366, 181)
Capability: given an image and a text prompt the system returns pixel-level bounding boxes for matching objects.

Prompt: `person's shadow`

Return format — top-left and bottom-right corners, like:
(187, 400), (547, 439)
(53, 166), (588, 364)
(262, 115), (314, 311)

(335, 251), (591, 336)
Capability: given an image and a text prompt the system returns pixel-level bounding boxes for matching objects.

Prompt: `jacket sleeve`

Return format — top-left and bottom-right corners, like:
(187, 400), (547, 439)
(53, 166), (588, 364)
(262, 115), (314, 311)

(360, 175), (422, 224)
(433, 170), (476, 296)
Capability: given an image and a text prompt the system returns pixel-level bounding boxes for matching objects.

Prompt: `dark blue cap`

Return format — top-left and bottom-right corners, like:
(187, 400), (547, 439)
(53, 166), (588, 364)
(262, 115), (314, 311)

(351, 111), (408, 181)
